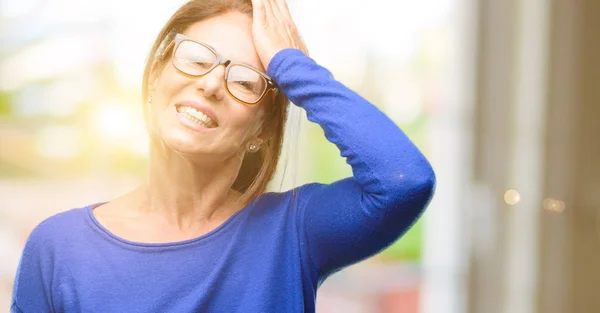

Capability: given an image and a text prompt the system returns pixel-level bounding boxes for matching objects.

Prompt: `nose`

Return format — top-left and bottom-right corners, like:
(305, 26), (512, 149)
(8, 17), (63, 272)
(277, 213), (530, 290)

(195, 64), (226, 101)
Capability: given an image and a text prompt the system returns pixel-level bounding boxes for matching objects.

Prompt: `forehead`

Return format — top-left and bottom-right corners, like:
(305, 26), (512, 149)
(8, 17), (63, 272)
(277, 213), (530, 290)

(182, 12), (264, 71)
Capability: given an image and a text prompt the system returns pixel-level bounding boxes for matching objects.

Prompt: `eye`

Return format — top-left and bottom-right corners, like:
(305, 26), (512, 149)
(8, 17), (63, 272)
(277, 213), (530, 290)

(235, 81), (254, 90)
(193, 61), (213, 69)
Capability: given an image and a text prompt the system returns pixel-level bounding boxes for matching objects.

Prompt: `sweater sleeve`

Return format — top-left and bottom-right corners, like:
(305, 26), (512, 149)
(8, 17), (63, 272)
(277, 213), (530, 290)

(11, 223), (55, 313)
(267, 49), (436, 278)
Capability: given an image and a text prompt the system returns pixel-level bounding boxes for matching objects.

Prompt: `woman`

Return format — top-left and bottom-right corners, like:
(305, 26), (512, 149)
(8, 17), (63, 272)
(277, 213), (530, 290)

(11, 0), (436, 312)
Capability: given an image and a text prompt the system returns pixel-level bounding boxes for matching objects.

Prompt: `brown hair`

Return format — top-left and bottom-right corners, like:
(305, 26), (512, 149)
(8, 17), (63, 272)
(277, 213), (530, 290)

(141, 0), (290, 205)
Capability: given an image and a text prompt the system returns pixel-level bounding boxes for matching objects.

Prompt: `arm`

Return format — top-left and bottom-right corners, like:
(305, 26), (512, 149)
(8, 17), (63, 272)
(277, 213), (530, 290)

(11, 303), (25, 313)
(11, 224), (55, 313)
(268, 49), (436, 277)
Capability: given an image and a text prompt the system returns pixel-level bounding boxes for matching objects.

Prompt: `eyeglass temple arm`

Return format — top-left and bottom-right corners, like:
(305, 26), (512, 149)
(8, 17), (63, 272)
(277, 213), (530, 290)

(159, 41), (176, 60)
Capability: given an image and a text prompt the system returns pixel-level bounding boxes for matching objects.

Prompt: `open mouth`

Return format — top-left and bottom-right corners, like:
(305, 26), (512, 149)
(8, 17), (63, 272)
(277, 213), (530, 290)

(175, 104), (218, 129)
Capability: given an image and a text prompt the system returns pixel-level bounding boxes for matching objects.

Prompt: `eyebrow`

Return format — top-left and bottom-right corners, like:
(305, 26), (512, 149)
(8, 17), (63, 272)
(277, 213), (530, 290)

(201, 40), (263, 71)
(179, 33), (264, 71)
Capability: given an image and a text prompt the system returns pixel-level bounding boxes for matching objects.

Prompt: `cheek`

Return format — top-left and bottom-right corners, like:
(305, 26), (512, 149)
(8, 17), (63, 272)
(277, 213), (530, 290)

(155, 67), (190, 106)
(227, 105), (263, 135)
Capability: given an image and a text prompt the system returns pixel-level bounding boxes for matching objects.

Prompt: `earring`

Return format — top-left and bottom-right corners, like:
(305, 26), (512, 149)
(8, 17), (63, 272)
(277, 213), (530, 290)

(248, 143), (259, 152)
(148, 95), (153, 103)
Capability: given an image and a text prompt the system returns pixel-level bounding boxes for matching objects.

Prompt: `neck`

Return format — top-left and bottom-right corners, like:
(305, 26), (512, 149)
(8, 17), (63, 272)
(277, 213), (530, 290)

(133, 144), (246, 229)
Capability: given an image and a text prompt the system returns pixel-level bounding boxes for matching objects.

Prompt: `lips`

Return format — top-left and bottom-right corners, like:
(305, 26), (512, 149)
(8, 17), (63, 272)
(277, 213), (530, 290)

(175, 100), (219, 126)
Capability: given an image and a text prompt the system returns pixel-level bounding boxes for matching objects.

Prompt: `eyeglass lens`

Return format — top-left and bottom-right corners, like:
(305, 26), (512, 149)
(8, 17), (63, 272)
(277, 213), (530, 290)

(173, 40), (268, 104)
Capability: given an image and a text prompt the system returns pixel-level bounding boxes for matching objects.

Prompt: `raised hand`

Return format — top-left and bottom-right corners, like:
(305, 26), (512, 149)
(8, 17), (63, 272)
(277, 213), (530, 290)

(250, 0), (309, 70)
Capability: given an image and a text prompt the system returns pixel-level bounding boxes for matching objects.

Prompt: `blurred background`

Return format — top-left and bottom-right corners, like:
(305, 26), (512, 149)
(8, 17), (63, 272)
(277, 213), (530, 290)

(1, 0), (598, 312)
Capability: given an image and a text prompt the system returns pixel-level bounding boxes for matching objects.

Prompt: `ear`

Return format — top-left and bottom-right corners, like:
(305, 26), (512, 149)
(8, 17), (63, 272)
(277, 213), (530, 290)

(245, 130), (266, 153)
(245, 137), (264, 154)
(243, 112), (269, 154)
(147, 60), (161, 97)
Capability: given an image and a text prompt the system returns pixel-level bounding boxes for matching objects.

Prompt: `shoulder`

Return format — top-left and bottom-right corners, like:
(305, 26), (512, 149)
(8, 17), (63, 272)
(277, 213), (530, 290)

(267, 178), (357, 203)
(250, 182), (326, 215)
(261, 182), (324, 202)
(14, 203), (97, 282)
(23, 203), (96, 251)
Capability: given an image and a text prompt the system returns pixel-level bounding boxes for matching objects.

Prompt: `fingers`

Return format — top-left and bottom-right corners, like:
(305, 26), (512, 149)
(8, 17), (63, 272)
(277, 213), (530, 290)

(273, 0), (293, 22)
(250, 0), (266, 25)
(251, 0), (310, 60)
(255, 0), (295, 30)
(272, 0), (301, 39)
(273, 0), (309, 56)
(253, 0), (279, 25)
(271, 0), (297, 39)
(270, 0), (294, 45)
(266, 0), (285, 26)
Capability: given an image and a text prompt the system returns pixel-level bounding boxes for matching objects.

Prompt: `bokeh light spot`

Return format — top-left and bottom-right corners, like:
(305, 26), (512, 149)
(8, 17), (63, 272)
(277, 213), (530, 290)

(542, 198), (565, 213)
(504, 189), (521, 205)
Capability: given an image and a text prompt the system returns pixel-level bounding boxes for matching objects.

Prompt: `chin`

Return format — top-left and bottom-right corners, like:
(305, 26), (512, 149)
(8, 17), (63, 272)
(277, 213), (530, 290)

(158, 128), (209, 154)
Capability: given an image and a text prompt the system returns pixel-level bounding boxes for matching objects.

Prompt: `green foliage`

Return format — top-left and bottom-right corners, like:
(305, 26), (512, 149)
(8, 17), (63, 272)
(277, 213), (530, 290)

(0, 91), (13, 116)
(308, 123), (352, 184)
(379, 218), (423, 261)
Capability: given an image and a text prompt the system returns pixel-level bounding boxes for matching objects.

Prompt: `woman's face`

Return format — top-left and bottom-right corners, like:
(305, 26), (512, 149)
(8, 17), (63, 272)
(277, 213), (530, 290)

(148, 11), (267, 161)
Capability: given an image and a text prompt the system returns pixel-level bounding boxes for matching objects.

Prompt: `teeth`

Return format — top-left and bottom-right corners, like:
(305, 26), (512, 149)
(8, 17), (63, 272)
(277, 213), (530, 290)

(177, 105), (216, 128)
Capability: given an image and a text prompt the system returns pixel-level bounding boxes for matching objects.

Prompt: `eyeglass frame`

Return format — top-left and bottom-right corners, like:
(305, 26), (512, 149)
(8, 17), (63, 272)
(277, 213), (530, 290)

(159, 33), (279, 106)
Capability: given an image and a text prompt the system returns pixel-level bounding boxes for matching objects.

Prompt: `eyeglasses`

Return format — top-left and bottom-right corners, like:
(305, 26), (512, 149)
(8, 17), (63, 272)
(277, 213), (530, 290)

(161, 33), (278, 106)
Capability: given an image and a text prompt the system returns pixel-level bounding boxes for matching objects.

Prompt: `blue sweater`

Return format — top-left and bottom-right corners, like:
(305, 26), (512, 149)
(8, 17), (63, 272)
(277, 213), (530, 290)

(11, 49), (435, 313)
